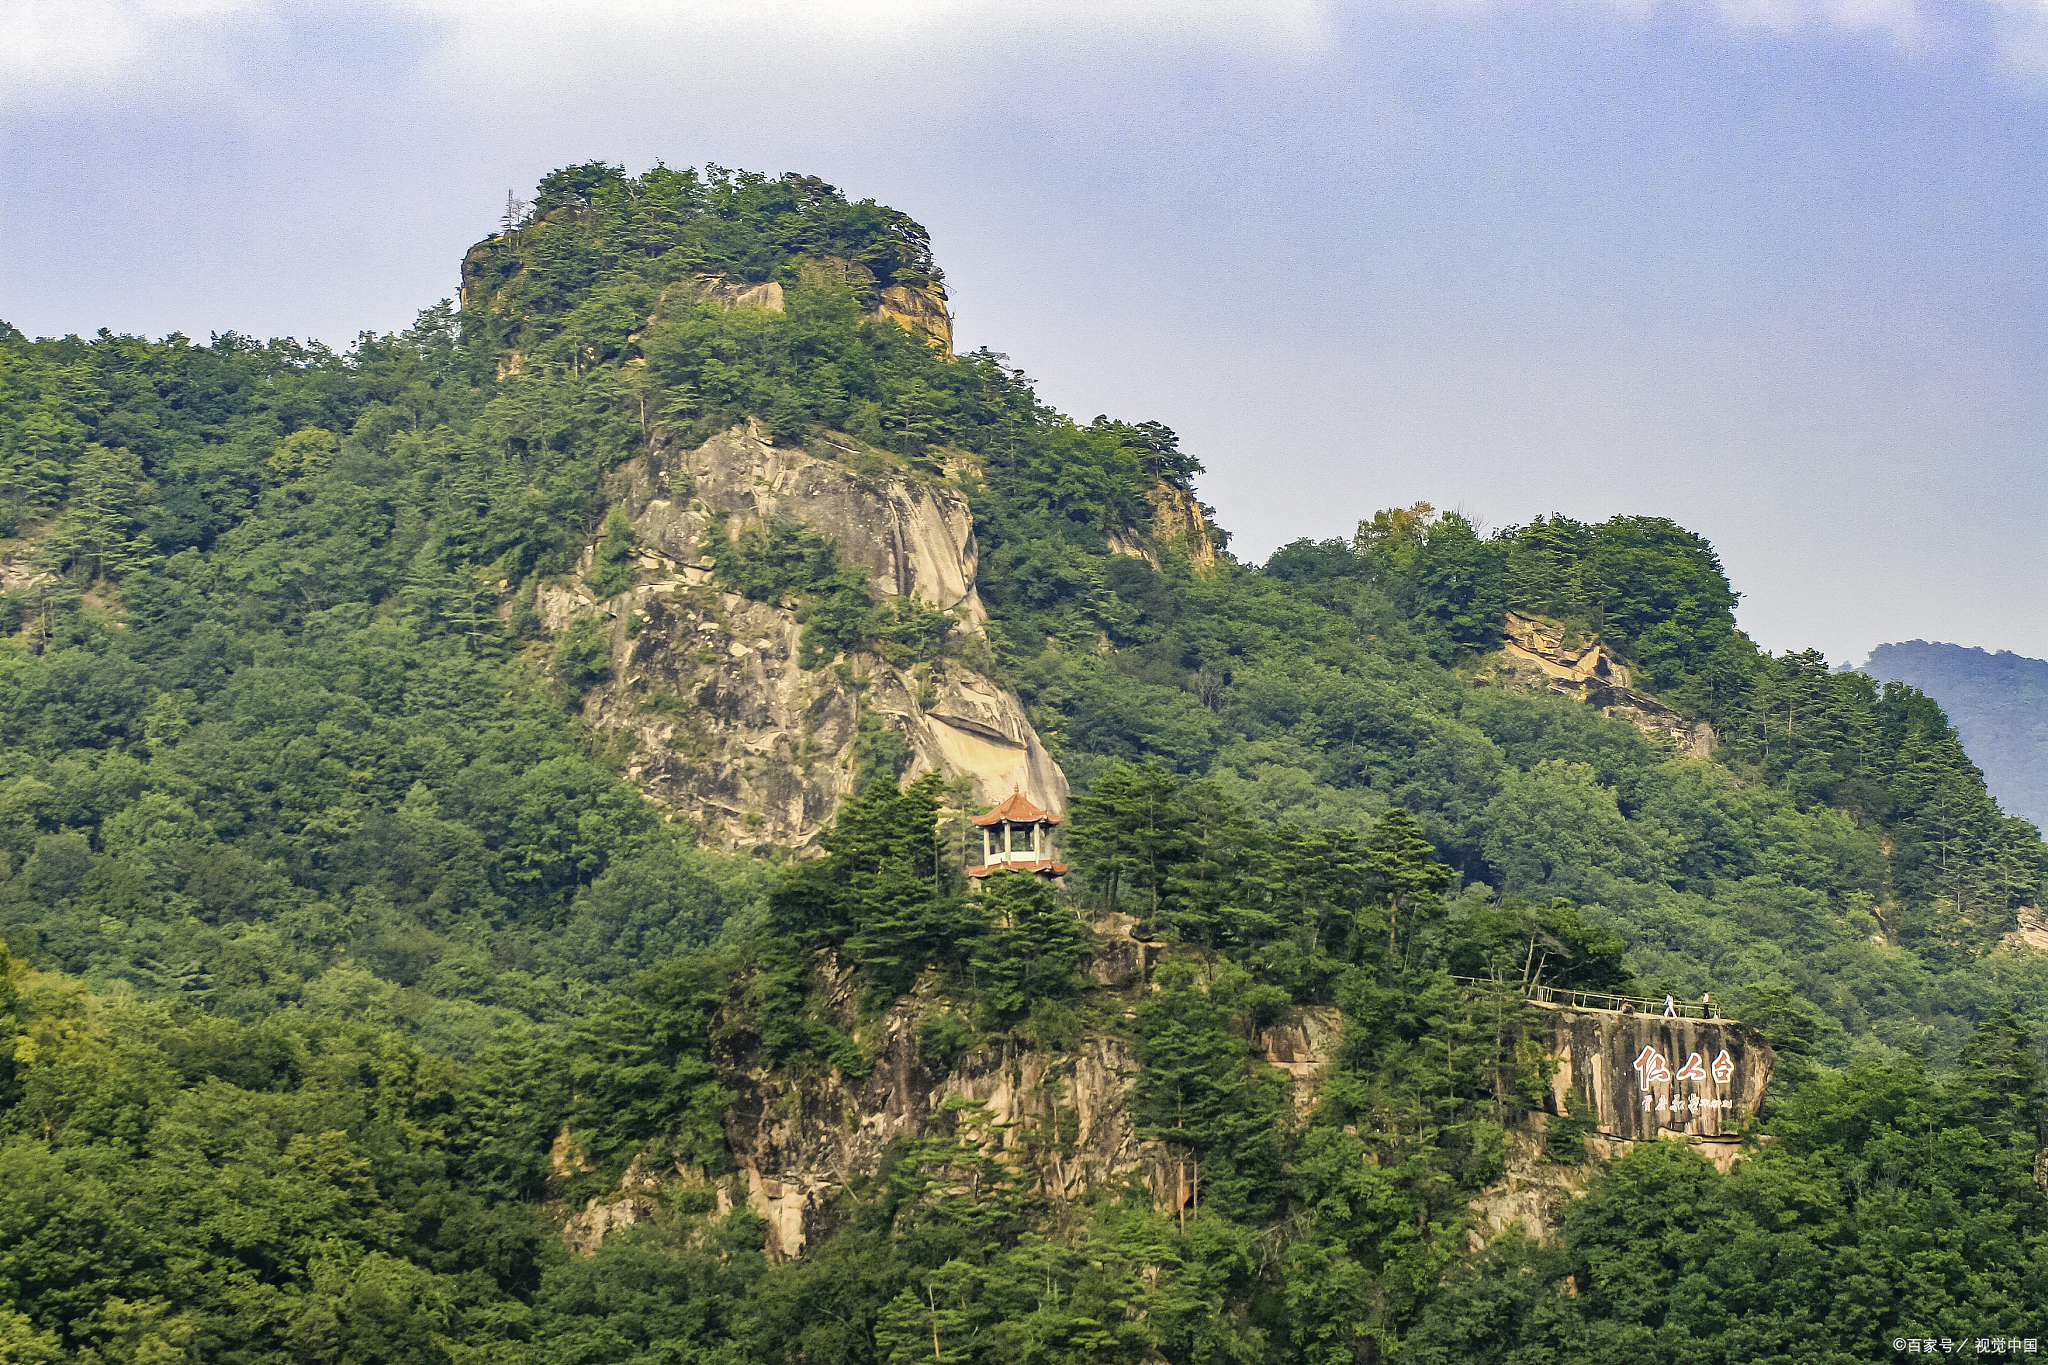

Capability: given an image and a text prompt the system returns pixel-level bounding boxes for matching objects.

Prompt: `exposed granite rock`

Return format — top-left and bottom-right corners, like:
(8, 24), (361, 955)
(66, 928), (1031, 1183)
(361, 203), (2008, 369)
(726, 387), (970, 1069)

(0, 543), (53, 595)
(1465, 1006), (1773, 1245)
(1256, 1007), (1343, 1115)
(1106, 528), (1160, 567)
(640, 261), (948, 350)
(562, 981), (1772, 1260)
(707, 992), (1347, 1258)
(1501, 611), (1633, 689)
(561, 1191), (657, 1257)
(1584, 681), (1718, 758)
(1483, 611), (1716, 758)
(2001, 905), (2048, 954)
(691, 275), (785, 313)
(714, 992), (1145, 1257)
(1464, 1126), (1585, 1249)
(633, 423), (987, 617)
(565, 935), (1344, 1258)
(555, 423), (1064, 852)
(1541, 1004), (1770, 1144)
(1086, 912), (1168, 989)
(466, 217), (951, 352)
(875, 281), (953, 352)
(1146, 483), (1218, 572)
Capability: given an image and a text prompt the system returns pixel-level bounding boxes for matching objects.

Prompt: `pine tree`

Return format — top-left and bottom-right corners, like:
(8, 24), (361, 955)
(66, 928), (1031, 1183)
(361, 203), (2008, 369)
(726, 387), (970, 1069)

(970, 872), (1088, 1021)
(1364, 809), (1451, 967)
(1132, 959), (1290, 1224)
(39, 443), (152, 582)
(1065, 760), (1192, 929)
(889, 1097), (1034, 1243)
(590, 504), (638, 598)
(774, 771), (978, 1004)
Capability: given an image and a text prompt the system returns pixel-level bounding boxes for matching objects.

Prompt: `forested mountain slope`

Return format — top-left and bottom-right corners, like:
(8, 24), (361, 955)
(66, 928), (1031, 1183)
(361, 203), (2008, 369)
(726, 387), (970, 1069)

(1865, 640), (2048, 828)
(0, 161), (2042, 1365)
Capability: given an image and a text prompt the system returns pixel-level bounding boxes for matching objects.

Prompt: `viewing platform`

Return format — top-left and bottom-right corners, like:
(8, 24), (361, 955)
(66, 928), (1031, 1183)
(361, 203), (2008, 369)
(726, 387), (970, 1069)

(1443, 976), (1770, 1147)
(1447, 978), (1731, 1022)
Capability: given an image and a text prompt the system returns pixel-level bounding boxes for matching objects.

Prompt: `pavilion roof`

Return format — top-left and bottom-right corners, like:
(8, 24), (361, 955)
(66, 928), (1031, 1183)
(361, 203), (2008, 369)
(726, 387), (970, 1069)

(971, 790), (1062, 826)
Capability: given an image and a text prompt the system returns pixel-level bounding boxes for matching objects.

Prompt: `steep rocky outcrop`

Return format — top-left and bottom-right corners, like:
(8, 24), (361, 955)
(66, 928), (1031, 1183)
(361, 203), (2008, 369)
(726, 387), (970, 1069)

(709, 972), (1149, 1259)
(639, 259), (950, 350)
(1257, 1007), (1343, 1115)
(1467, 1003), (1772, 1245)
(1539, 1004), (1769, 1144)
(463, 221), (953, 353)
(1582, 681), (1717, 758)
(0, 543), (51, 595)
(689, 276), (785, 314)
(563, 981), (1774, 1259)
(2001, 905), (2048, 953)
(1146, 483), (1218, 572)
(546, 422), (1063, 852)
(1481, 611), (1716, 757)
(1500, 611), (1633, 689)
(561, 927), (1345, 1259)
(874, 281), (953, 352)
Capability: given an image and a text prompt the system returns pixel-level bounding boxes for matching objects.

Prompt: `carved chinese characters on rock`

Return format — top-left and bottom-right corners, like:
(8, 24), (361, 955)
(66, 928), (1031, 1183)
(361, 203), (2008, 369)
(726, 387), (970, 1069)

(1632, 1043), (1740, 1117)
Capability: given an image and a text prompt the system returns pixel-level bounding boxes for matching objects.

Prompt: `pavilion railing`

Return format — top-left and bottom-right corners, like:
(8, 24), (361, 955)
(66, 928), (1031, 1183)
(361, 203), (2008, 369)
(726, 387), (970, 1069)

(1446, 976), (1727, 1020)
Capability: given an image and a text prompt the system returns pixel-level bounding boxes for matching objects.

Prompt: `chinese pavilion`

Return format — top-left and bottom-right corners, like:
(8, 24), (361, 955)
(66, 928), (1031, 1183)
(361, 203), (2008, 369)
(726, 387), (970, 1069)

(966, 789), (1069, 882)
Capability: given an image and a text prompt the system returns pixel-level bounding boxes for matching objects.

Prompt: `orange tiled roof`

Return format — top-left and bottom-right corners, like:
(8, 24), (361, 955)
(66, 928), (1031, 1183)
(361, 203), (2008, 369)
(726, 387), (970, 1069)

(971, 790), (1062, 826)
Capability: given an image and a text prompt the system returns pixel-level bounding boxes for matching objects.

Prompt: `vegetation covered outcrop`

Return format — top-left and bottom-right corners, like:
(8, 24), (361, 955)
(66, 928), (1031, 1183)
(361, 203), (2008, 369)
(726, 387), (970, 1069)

(0, 161), (2042, 1364)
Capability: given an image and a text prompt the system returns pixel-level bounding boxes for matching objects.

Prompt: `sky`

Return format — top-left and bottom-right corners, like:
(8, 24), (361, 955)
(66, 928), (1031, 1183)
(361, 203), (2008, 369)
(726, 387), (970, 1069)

(2, 0), (2043, 665)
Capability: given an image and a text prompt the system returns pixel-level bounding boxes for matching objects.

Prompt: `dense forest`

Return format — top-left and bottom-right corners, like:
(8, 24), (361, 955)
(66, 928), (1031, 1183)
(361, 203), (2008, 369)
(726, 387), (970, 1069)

(0, 161), (2043, 1364)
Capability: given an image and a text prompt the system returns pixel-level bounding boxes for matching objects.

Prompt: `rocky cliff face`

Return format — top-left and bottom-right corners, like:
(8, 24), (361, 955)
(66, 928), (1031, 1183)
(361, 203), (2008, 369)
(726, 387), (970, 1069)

(564, 921), (1343, 1260)
(462, 223), (953, 364)
(543, 422), (1064, 852)
(711, 968), (1146, 1259)
(873, 281), (953, 352)
(1481, 611), (1716, 758)
(1146, 483), (1218, 572)
(637, 259), (951, 351)
(1541, 1005), (1769, 1144)
(1465, 1004), (1773, 1246)
(557, 951), (1773, 1260)
(2001, 905), (2048, 954)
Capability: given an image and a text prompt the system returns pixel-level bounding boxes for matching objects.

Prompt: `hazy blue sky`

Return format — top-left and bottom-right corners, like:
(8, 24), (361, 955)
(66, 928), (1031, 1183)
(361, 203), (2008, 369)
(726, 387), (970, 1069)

(3, 0), (2043, 663)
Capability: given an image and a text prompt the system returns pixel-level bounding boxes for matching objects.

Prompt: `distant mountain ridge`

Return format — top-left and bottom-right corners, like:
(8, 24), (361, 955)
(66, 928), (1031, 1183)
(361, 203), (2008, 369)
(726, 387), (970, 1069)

(1863, 640), (2048, 827)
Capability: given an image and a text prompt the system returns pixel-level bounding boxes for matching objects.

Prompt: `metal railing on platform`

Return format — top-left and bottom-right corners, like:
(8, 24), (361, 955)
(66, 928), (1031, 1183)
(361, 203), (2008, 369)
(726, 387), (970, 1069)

(1447, 976), (1726, 1020)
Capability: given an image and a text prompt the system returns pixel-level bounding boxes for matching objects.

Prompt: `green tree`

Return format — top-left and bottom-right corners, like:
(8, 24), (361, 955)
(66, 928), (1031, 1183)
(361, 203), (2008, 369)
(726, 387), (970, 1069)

(1481, 761), (1670, 900)
(40, 444), (152, 581)
(969, 872), (1087, 1023)
(1064, 761), (1192, 930)
(1364, 808), (1453, 965)
(552, 615), (613, 697)
(772, 771), (978, 1004)
(1132, 959), (1290, 1225)
(1407, 512), (1506, 658)
(589, 504), (638, 598)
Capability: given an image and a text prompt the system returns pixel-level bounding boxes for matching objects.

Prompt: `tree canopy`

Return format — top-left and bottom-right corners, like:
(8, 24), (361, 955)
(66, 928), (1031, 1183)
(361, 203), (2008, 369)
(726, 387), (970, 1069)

(0, 158), (2041, 1365)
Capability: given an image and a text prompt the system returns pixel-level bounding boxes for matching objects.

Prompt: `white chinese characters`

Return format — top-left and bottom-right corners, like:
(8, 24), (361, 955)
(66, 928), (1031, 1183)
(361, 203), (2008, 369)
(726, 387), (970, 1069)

(1630, 1044), (1742, 1117)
